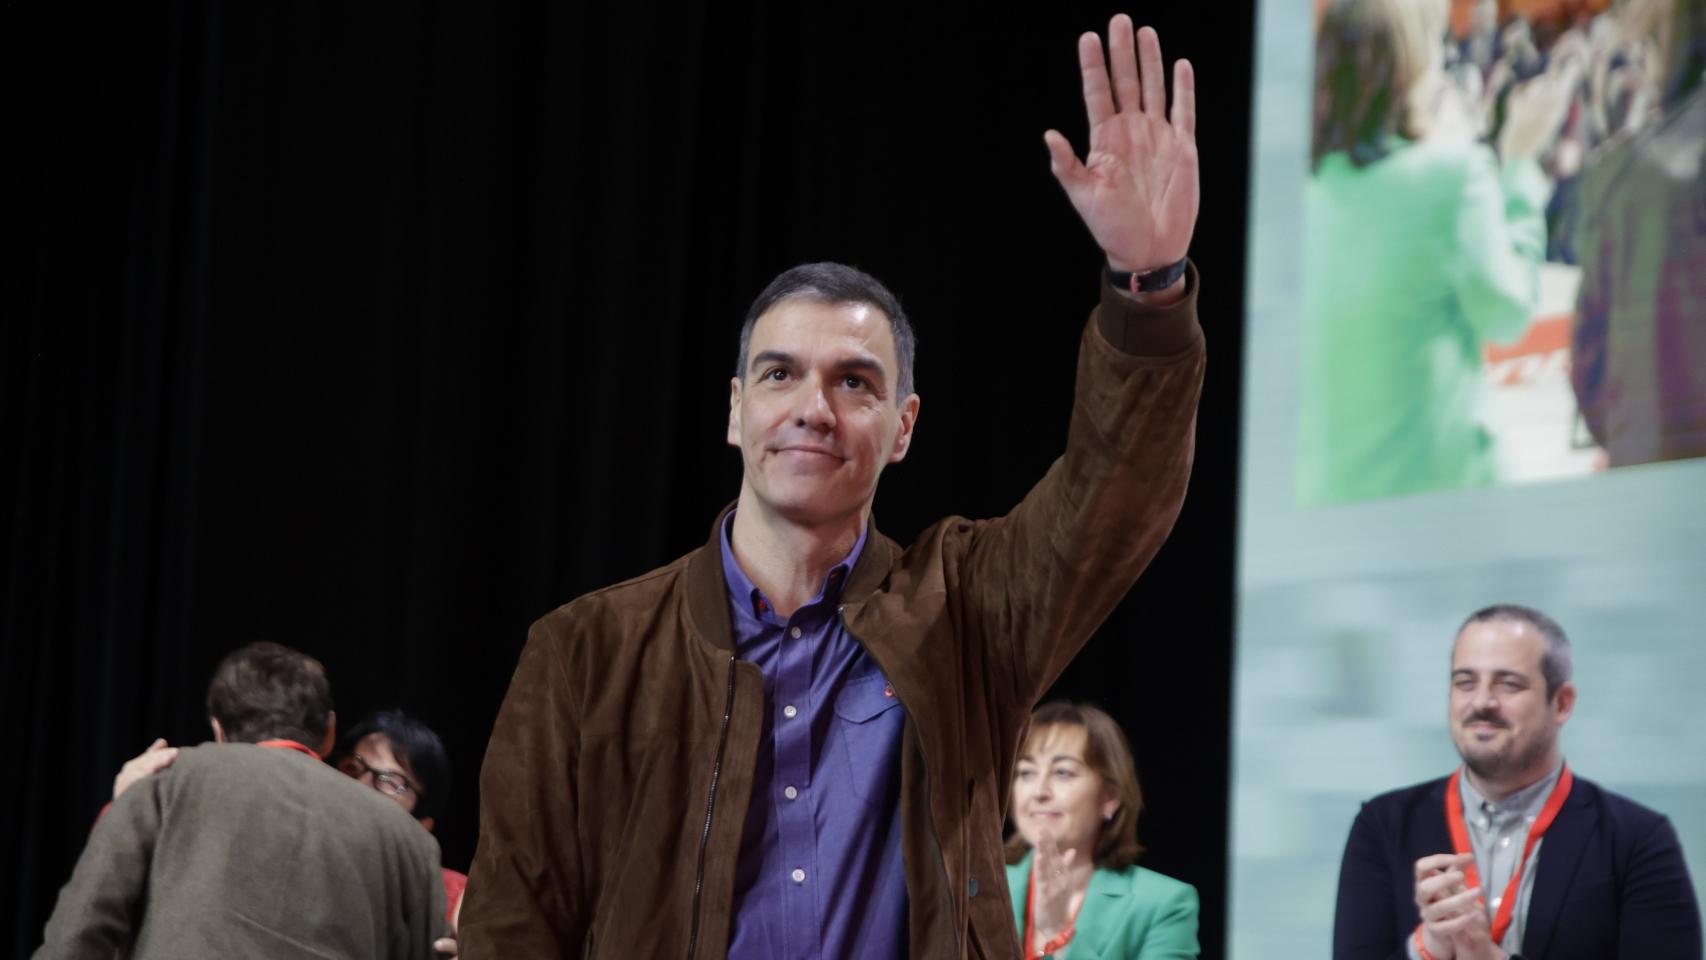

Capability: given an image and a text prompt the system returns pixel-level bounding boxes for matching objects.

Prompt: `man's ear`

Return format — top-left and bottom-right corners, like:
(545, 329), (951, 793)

(318, 710), (337, 759)
(727, 377), (743, 448)
(210, 717), (226, 744)
(1551, 681), (1576, 726)
(419, 816), (436, 833)
(888, 393), (921, 464)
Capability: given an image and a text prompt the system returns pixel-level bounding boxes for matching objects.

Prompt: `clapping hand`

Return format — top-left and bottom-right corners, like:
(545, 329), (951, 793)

(1413, 853), (1506, 960)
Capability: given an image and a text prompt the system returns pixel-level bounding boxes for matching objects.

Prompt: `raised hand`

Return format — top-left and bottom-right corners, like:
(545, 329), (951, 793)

(1045, 15), (1199, 277)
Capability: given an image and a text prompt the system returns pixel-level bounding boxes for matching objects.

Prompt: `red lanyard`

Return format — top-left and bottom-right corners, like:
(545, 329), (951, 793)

(1443, 765), (1573, 946)
(1023, 863), (1084, 960)
(258, 739), (322, 761)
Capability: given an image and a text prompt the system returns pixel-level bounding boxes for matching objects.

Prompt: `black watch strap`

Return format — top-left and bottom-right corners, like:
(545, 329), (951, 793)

(1108, 256), (1187, 295)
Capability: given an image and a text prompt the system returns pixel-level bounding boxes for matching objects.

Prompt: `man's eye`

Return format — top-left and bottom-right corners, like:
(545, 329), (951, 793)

(843, 375), (866, 389)
(764, 368), (789, 382)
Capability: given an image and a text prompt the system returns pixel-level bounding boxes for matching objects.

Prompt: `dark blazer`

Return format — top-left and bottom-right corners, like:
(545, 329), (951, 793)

(1333, 773), (1702, 960)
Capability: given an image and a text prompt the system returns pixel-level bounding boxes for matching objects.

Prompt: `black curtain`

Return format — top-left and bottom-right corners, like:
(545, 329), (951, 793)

(3, 2), (1252, 955)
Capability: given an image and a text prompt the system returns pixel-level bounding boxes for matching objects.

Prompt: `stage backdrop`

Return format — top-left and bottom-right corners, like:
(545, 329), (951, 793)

(4, 3), (1251, 954)
(1232, 0), (1706, 954)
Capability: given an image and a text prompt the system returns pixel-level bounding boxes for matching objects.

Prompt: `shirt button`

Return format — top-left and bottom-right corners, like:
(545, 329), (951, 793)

(1491, 895), (1503, 908)
(1499, 836), (1512, 848)
(790, 626), (802, 639)
(783, 704), (798, 719)
(791, 868), (806, 884)
(784, 785), (799, 800)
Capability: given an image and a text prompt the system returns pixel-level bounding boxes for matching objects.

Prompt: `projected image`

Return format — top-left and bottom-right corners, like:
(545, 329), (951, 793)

(1233, 0), (1706, 954)
(1297, 0), (1706, 507)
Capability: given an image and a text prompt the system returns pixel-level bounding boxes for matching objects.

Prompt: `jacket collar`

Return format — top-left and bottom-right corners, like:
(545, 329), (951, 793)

(1072, 862), (1132, 960)
(683, 501), (897, 652)
(1519, 776), (1597, 958)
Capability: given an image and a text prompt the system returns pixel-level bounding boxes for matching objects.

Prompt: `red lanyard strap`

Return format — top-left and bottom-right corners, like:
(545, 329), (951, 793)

(1443, 765), (1573, 946)
(258, 739), (323, 761)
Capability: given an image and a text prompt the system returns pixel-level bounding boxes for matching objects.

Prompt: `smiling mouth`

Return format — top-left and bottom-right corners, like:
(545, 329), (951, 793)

(774, 446), (843, 461)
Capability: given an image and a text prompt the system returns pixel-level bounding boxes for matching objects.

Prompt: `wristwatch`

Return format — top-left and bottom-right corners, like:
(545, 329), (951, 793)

(1107, 256), (1187, 295)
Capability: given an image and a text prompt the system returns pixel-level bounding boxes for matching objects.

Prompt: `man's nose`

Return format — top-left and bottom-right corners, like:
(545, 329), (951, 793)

(793, 375), (836, 429)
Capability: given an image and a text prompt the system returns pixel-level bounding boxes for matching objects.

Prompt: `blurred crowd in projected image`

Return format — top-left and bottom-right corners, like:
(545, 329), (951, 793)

(1300, 0), (1704, 507)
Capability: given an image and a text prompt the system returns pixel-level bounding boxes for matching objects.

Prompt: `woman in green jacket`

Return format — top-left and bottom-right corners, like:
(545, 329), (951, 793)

(1298, 0), (1579, 505)
(1006, 701), (1198, 960)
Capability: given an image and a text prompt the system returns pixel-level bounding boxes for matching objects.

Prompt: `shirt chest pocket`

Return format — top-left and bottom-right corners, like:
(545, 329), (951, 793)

(832, 674), (905, 805)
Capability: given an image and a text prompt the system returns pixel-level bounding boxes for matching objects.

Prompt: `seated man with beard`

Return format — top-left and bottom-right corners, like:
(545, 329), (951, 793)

(1331, 606), (1701, 960)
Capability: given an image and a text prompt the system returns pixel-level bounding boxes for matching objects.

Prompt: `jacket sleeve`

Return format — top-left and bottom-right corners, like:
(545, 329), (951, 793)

(400, 834), (453, 960)
(1333, 802), (1413, 960)
(964, 266), (1205, 707)
(1616, 814), (1703, 959)
(33, 779), (163, 959)
(1450, 149), (1550, 346)
(1133, 880), (1201, 960)
(460, 618), (589, 958)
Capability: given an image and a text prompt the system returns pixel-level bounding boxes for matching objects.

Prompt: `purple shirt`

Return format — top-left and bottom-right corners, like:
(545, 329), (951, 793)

(720, 512), (908, 960)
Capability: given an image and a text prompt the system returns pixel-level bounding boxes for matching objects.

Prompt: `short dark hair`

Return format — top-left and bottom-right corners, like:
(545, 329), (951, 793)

(735, 262), (917, 399)
(205, 642), (333, 749)
(1458, 604), (1574, 698)
(338, 709), (453, 823)
(1312, 0), (1445, 170)
(1005, 701), (1146, 871)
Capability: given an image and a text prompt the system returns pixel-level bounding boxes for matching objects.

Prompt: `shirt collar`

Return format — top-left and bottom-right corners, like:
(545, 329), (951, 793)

(1460, 758), (1566, 821)
(719, 509), (867, 620)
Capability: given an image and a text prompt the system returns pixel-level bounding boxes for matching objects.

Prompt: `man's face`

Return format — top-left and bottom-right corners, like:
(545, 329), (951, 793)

(337, 732), (422, 816)
(728, 298), (919, 528)
(1448, 618), (1574, 782)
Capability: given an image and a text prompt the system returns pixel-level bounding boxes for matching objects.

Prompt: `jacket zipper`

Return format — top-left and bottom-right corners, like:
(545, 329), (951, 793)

(686, 652), (738, 960)
(839, 605), (963, 958)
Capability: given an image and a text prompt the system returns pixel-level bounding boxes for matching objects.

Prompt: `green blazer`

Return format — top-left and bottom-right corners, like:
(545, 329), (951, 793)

(1006, 852), (1200, 959)
(1297, 137), (1550, 505)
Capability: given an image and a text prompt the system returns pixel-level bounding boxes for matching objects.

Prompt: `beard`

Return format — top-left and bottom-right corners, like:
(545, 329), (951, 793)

(1458, 722), (1556, 784)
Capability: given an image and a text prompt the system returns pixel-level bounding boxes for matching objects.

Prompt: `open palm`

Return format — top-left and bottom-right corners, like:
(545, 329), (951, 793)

(1045, 17), (1199, 274)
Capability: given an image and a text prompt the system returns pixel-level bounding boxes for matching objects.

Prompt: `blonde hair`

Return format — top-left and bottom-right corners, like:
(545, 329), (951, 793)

(1313, 0), (1452, 168)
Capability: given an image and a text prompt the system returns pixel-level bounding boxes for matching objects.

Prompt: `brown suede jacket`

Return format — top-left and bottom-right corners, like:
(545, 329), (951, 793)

(460, 268), (1206, 959)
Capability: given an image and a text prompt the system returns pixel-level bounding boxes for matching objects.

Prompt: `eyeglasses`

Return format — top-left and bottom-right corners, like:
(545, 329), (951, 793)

(337, 751), (420, 802)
